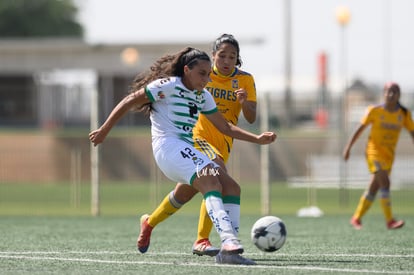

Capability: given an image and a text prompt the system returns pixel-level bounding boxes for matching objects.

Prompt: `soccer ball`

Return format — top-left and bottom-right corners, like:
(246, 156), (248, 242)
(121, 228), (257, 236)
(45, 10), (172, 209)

(251, 216), (287, 252)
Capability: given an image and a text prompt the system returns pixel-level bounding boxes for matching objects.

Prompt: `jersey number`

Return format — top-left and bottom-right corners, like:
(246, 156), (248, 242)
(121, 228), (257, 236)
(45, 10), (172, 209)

(180, 147), (196, 159)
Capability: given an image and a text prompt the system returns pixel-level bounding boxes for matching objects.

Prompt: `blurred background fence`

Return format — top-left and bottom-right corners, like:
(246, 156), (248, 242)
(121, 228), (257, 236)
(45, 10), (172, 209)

(1, 39), (414, 214)
(1, 81), (414, 188)
(1, 62), (414, 216)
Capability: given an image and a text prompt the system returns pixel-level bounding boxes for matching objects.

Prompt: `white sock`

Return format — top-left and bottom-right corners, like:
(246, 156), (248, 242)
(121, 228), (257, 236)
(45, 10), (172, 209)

(224, 203), (240, 236)
(204, 191), (236, 242)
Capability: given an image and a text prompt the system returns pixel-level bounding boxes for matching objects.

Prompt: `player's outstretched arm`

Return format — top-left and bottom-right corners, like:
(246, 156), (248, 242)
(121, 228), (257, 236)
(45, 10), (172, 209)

(89, 89), (150, 146)
(205, 111), (276, 145)
(343, 124), (367, 161)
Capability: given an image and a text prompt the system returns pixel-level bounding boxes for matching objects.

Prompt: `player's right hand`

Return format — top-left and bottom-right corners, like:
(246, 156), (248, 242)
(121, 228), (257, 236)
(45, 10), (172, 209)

(89, 128), (107, 146)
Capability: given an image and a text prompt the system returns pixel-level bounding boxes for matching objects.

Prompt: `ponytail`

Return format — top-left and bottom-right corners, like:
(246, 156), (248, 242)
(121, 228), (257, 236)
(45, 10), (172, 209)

(398, 102), (408, 116)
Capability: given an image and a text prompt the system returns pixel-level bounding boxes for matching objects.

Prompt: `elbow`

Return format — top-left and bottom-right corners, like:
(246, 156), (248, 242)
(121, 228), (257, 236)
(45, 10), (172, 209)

(243, 111), (256, 124)
(246, 117), (256, 124)
(244, 109), (256, 124)
(220, 123), (233, 136)
(243, 113), (256, 124)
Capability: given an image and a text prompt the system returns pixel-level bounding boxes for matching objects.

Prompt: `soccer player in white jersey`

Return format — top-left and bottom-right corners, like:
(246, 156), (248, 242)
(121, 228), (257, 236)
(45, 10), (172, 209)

(138, 34), (258, 265)
(89, 47), (276, 261)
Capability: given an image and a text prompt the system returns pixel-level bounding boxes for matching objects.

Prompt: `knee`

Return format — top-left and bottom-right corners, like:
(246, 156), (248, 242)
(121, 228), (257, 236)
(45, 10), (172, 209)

(228, 181), (241, 195)
(193, 176), (223, 195)
(205, 179), (223, 194)
(221, 177), (241, 196)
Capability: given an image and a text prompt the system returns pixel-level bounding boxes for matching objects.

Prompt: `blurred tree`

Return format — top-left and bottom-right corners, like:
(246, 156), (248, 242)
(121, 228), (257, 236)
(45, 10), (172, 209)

(0, 0), (83, 38)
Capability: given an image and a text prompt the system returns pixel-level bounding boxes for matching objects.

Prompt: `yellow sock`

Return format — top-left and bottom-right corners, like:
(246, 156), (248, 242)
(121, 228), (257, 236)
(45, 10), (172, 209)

(380, 189), (393, 222)
(353, 192), (374, 220)
(196, 199), (213, 241)
(148, 191), (182, 228)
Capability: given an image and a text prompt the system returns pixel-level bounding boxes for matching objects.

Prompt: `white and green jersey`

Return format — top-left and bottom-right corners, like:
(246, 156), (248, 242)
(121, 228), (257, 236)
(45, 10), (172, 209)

(145, 76), (218, 145)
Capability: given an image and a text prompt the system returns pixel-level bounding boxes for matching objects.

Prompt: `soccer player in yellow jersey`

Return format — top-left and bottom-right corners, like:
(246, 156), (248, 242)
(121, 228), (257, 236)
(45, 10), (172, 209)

(137, 34), (258, 265)
(343, 82), (414, 230)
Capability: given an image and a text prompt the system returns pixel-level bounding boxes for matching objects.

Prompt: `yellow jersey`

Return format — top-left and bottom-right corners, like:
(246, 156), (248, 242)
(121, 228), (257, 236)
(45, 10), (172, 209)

(362, 104), (414, 164)
(193, 67), (256, 163)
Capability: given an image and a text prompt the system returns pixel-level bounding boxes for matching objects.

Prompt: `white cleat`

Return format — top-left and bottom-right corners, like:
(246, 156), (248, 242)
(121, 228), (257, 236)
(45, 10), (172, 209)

(215, 252), (256, 265)
(220, 238), (244, 255)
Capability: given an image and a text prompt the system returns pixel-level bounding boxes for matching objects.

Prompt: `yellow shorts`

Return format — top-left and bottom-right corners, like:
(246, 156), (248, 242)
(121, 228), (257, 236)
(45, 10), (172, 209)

(194, 138), (224, 162)
(366, 156), (393, 174)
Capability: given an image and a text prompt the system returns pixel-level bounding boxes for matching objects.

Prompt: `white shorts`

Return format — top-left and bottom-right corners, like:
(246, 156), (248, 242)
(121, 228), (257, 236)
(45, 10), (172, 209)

(152, 137), (216, 185)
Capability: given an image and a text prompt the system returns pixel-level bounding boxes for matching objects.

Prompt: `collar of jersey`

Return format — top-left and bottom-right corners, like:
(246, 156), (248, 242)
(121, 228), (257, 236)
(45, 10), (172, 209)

(212, 65), (237, 78)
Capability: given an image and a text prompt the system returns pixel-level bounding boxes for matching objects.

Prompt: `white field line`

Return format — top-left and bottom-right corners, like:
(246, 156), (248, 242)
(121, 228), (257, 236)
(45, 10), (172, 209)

(1, 251), (414, 258)
(0, 252), (413, 274)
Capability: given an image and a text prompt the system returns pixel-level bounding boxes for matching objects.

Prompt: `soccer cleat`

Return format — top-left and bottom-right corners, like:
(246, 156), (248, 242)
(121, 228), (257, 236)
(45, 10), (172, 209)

(387, 219), (404, 229)
(220, 238), (244, 255)
(350, 217), (362, 230)
(192, 238), (220, 257)
(215, 252), (256, 265)
(137, 214), (153, 253)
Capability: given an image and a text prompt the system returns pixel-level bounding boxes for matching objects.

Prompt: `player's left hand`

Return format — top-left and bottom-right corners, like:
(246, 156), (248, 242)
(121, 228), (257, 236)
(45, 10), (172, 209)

(257, 132), (277, 144)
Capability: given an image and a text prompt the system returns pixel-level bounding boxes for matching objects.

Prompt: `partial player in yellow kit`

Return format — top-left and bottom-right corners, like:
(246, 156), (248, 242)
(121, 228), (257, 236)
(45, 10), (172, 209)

(137, 34), (259, 265)
(193, 58), (257, 163)
(343, 82), (414, 230)
(191, 46), (256, 259)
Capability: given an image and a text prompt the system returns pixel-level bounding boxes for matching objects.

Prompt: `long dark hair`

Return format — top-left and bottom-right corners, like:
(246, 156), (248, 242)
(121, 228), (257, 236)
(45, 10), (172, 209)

(384, 82), (408, 115)
(129, 47), (210, 114)
(212, 34), (242, 67)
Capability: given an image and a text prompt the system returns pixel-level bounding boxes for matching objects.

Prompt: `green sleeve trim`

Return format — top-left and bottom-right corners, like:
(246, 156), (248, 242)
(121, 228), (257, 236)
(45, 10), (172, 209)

(144, 87), (155, 102)
(223, 195), (240, 205)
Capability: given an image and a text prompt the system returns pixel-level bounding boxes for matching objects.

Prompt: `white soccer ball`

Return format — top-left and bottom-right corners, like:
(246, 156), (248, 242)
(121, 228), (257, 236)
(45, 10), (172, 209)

(251, 216), (287, 252)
